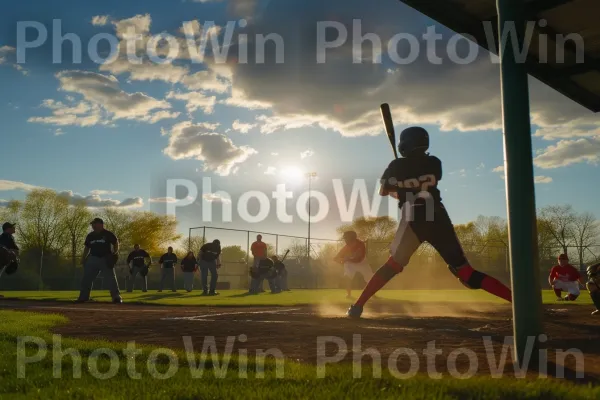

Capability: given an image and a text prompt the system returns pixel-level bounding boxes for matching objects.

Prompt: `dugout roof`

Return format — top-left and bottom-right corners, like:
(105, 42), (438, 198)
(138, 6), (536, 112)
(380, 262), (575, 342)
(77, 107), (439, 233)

(398, 0), (600, 112)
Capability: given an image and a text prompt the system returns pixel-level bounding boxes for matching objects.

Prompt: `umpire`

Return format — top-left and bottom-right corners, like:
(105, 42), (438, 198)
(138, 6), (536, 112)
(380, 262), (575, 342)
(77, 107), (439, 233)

(76, 218), (122, 303)
(126, 244), (152, 293)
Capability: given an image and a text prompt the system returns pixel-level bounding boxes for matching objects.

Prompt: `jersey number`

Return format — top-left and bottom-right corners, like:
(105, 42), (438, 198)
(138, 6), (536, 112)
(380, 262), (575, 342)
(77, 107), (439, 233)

(396, 174), (437, 191)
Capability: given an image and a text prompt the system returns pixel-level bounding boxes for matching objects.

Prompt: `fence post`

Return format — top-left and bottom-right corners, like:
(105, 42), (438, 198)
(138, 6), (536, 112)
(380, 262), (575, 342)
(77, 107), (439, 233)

(202, 227), (206, 246)
(188, 228), (192, 251)
(39, 249), (44, 291)
(276, 235), (279, 255)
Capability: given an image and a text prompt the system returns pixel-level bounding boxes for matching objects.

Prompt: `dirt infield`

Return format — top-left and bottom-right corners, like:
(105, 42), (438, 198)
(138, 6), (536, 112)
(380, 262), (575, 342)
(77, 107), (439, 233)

(2, 299), (599, 381)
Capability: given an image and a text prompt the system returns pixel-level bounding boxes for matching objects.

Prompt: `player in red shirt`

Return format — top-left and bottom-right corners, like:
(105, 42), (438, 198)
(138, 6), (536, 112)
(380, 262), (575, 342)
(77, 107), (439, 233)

(549, 254), (583, 301)
(334, 231), (374, 299)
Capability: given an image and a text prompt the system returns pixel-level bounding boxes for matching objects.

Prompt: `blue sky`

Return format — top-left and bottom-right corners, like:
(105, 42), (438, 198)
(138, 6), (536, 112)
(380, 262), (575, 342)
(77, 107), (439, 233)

(1, 0), (599, 242)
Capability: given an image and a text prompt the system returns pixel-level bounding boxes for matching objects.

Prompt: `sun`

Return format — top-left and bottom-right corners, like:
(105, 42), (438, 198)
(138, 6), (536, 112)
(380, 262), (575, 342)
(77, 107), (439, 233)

(280, 166), (305, 184)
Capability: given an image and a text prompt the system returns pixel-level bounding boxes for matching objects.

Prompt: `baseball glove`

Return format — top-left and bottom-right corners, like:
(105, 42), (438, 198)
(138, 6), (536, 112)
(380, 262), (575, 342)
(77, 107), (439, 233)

(105, 253), (119, 269)
(141, 265), (150, 277)
(1, 247), (19, 275)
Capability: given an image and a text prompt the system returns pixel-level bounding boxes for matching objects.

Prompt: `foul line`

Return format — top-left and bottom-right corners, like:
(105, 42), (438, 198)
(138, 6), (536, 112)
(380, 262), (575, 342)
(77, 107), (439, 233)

(161, 308), (303, 321)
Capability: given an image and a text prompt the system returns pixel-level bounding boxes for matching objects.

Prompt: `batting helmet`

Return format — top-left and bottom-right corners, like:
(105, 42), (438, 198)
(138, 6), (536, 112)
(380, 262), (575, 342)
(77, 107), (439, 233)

(399, 127), (429, 157)
(343, 231), (358, 241)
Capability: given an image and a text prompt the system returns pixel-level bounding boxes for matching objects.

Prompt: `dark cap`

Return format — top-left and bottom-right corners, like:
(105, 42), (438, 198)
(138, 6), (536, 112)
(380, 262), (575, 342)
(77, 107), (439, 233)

(2, 222), (15, 231)
(90, 218), (104, 225)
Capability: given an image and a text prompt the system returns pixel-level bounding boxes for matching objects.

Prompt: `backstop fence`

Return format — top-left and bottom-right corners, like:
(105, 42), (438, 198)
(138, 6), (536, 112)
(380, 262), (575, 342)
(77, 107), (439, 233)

(2, 225), (598, 292)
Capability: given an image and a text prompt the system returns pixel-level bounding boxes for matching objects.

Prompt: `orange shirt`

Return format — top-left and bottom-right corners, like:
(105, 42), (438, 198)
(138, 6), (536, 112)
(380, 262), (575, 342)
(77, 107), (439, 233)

(334, 240), (366, 264)
(251, 241), (267, 258)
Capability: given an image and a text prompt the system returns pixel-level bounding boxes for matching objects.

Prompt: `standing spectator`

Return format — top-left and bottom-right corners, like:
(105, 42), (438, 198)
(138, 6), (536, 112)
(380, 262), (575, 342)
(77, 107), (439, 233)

(250, 235), (268, 292)
(158, 247), (178, 292)
(549, 254), (583, 301)
(126, 244), (152, 293)
(199, 239), (222, 296)
(181, 251), (198, 292)
(272, 255), (289, 291)
(76, 218), (122, 303)
(0, 222), (20, 298)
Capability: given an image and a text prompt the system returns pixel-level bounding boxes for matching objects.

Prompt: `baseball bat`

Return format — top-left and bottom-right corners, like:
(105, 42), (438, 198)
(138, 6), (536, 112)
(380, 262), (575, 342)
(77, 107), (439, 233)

(380, 103), (398, 159)
(281, 249), (290, 262)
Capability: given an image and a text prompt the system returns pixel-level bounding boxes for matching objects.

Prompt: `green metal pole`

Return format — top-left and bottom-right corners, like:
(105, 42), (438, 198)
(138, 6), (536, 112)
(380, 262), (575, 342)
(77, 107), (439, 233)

(496, 0), (543, 363)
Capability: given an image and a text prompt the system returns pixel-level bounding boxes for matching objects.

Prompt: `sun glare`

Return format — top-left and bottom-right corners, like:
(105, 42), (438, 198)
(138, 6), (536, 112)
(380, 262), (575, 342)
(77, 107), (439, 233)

(280, 166), (305, 183)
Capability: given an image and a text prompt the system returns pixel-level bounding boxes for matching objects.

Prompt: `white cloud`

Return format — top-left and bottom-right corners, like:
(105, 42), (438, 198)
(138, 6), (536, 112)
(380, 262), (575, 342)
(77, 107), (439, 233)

(300, 149), (314, 159)
(493, 166), (504, 173)
(0, 180), (43, 192)
(58, 191), (144, 208)
(534, 176), (553, 184)
(203, 193), (232, 204)
(54, 128), (65, 136)
(476, 163), (485, 170)
(232, 120), (256, 134)
(166, 91), (216, 114)
(30, 71), (179, 128)
(271, 152), (279, 156)
(90, 190), (121, 196)
(0, 199), (11, 208)
(0, 46), (14, 64)
(91, 15), (110, 26)
(216, 1), (598, 140)
(29, 99), (105, 128)
(149, 196), (194, 203)
(0, 45), (28, 75)
(264, 166), (277, 175)
(534, 139), (600, 169)
(163, 121), (257, 176)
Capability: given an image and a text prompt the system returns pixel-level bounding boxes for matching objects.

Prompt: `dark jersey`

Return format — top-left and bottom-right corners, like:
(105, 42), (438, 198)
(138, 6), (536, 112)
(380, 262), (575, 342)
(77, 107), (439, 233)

(258, 258), (274, 274)
(159, 253), (178, 268)
(181, 257), (197, 272)
(0, 232), (18, 251)
(274, 260), (286, 273)
(380, 155), (443, 207)
(127, 249), (150, 267)
(84, 230), (118, 257)
(200, 243), (221, 262)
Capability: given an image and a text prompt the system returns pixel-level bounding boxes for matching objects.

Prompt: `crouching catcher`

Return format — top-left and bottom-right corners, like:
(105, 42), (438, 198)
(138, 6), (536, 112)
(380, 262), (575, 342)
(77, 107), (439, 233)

(587, 263), (600, 316)
(348, 127), (512, 318)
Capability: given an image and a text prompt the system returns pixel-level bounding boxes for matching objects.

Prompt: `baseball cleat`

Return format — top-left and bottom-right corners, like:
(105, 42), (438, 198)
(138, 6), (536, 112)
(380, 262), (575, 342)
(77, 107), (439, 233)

(592, 310), (599, 316)
(112, 298), (123, 304)
(347, 304), (363, 319)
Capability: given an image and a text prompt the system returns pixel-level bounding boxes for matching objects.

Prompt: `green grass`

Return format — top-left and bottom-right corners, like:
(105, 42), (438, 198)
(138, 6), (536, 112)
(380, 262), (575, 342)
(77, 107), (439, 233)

(1, 310), (599, 399)
(0, 289), (593, 307)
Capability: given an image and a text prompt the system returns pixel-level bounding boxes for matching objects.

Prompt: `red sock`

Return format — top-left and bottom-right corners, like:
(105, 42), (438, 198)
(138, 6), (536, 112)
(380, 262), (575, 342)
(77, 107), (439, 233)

(457, 266), (512, 303)
(554, 288), (562, 298)
(355, 257), (403, 307)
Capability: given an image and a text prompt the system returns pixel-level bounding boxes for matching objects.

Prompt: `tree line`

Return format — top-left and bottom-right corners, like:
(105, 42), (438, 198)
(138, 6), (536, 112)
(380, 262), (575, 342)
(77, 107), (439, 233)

(1, 188), (597, 289)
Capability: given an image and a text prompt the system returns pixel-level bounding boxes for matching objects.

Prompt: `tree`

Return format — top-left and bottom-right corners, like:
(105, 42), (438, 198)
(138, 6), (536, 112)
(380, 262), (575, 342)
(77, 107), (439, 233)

(100, 207), (133, 249)
(572, 212), (599, 268)
(221, 245), (247, 263)
(337, 216), (396, 242)
(62, 200), (92, 267)
(128, 212), (181, 254)
(539, 205), (576, 255)
(180, 235), (205, 255)
(18, 189), (69, 254)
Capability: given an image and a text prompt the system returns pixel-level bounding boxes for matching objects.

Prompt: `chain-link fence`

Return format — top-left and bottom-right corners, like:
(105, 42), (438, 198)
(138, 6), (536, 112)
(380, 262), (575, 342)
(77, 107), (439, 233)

(3, 226), (599, 291)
